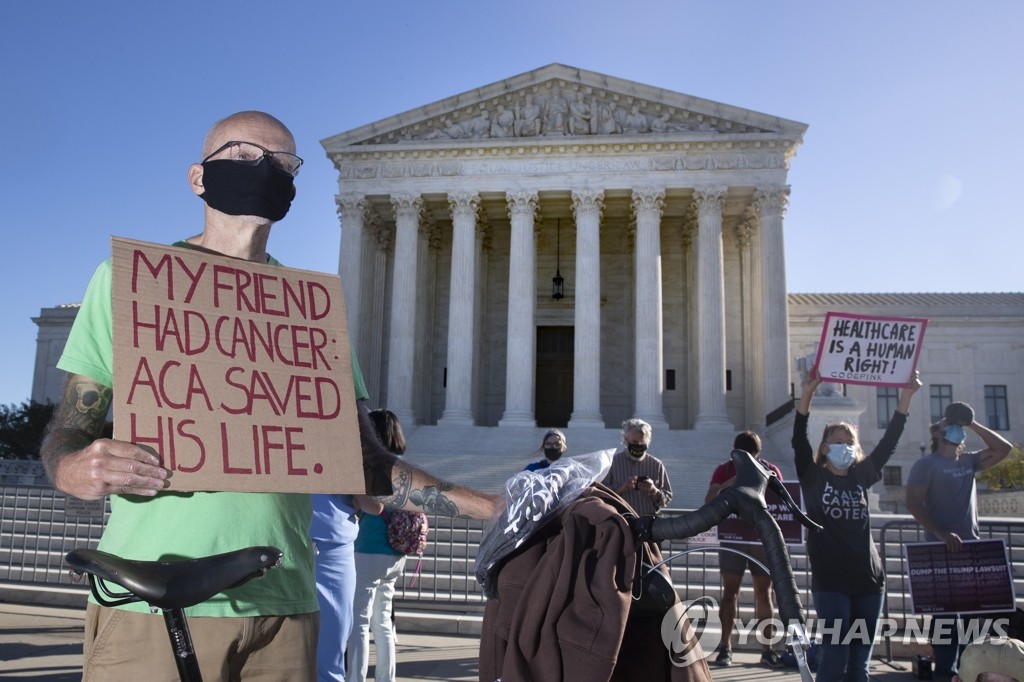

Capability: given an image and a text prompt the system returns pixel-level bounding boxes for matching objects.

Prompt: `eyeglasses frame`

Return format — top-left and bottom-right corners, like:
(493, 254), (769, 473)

(202, 140), (304, 177)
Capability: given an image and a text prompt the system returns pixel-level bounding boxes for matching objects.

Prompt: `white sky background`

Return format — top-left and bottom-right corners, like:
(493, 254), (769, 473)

(1, 0), (1021, 405)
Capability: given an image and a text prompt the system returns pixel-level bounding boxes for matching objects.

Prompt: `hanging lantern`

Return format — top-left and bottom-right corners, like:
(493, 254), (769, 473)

(552, 218), (564, 300)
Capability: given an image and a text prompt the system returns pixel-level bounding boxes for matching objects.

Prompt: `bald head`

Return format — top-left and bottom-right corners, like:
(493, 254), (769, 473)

(202, 111), (295, 158)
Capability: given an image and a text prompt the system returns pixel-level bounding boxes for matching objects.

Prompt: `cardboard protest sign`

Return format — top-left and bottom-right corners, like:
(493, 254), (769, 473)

(905, 539), (1015, 615)
(111, 237), (364, 494)
(717, 481), (805, 546)
(813, 312), (927, 387)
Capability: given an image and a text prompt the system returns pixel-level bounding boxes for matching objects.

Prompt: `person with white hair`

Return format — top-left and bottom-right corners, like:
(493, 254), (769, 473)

(601, 418), (672, 517)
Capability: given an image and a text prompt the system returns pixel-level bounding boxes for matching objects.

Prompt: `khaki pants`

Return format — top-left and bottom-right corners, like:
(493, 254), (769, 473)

(83, 602), (318, 681)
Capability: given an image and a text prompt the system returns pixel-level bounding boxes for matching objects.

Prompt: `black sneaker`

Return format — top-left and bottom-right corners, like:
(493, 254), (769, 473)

(760, 649), (785, 668)
(713, 646), (732, 666)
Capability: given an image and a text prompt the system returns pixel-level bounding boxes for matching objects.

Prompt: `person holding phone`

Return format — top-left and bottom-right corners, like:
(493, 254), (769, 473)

(602, 418), (672, 516)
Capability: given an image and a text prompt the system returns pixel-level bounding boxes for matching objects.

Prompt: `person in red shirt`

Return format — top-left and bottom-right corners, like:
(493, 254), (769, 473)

(704, 431), (785, 668)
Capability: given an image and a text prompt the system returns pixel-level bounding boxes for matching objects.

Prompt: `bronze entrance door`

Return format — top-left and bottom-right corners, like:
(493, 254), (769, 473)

(535, 326), (574, 427)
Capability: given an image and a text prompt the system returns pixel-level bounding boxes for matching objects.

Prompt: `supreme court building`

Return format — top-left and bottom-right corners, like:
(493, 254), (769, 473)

(322, 64), (806, 434)
(32, 65), (1023, 507)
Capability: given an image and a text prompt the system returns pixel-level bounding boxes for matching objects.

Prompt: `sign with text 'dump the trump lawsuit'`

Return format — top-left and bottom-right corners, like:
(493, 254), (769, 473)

(111, 237), (363, 493)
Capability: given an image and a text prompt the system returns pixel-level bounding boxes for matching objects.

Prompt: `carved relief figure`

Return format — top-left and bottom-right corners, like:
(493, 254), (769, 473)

(650, 112), (671, 133)
(542, 90), (568, 135)
(568, 92), (592, 135)
(491, 104), (515, 138)
(596, 103), (621, 135)
(418, 117), (466, 140)
(515, 94), (542, 137)
(467, 110), (491, 138)
(622, 104), (649, 134)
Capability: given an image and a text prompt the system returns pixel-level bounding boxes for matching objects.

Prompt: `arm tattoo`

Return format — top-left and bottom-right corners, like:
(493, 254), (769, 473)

(381, 463), (463, 517)
(62, 376), (112, 433)
(41, 375), (112, 478)
(379, 464), (413, 509)
(409, 483), (460, 517)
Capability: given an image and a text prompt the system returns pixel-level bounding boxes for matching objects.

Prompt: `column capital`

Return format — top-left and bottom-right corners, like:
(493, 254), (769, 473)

(506, 189), (539, 220)
(366, 210), (389, 252)
(754, 185), (790, 217)
(692, 185), (728, 216)
(680, 204), (698, 251)
(571, 188), (605, 220)
(735, 203), (759, 250)
(390, 193), (423, 221)
(336, 194), (367, 223)
(419, 211), (442, 252)
(476, 208), (493, 253)
(448, 191), (480, 219)
(630, 187), (665, 217)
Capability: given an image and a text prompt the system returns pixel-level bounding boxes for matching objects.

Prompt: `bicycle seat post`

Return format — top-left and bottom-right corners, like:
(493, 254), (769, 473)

(163, 607), (203, 682)
(65, 546), (282, 682)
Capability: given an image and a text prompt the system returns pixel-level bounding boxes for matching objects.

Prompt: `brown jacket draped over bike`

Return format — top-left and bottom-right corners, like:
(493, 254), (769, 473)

(479, 484), (713, 682)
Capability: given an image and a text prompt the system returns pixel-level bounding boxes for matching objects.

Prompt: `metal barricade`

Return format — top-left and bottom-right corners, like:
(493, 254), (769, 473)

(3, 483), (1022, 649)
(877, 515), (1024, 663)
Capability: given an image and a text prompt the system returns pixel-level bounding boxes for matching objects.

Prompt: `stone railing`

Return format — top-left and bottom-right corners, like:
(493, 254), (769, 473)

(0, 459), (47, 486)
(979, 490), (1024, 517)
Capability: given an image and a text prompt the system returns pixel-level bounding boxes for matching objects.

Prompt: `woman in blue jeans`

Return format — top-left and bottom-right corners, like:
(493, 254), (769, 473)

(793, 368), (921, 682)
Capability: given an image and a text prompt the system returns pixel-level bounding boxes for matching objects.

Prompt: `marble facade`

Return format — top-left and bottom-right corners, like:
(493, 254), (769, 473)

(321, 64), (808, 432)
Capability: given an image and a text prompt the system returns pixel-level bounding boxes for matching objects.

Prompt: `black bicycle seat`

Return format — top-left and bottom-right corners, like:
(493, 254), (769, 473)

(66, 546), (282, 611)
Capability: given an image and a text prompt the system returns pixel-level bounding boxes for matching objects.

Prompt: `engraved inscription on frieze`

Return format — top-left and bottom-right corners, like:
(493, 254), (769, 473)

(346, 150), (787, 180)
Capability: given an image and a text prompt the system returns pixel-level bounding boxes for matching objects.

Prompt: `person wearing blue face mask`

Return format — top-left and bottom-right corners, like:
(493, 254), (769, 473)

(794, 368), (922, 682)
(906, 402), (1013, 680)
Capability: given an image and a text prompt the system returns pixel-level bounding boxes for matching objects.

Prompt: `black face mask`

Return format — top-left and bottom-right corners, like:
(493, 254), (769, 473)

(544, 446), (563, 462)
(627, 443), (648, 458)
(200, 157), (295, 222)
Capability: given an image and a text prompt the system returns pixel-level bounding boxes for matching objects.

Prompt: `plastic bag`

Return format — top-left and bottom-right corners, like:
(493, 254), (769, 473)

(474, 449), (614, 599)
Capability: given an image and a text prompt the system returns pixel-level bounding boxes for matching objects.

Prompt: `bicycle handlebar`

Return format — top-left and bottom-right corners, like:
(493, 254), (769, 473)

(648, 449), (821, 627)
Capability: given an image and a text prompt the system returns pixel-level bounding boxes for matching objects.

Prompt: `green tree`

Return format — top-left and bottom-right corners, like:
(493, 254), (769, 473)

(977, 444), (1024, 490)
(0, 400), (54, 460)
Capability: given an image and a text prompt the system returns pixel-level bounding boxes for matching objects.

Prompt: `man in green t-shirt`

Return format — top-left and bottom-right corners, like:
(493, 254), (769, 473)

(41, 111), (499, 681)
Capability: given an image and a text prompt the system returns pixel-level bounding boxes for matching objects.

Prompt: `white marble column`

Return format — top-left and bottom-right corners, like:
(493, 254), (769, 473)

(737, 206), (765, 431)
(756, 186), (792, 413)
(569, 189), (605, 428)
(631, 188), (668, 428)
(440, 192), (479, 425)
(336, 194), (366, 353)
(500, 190), (539, 427)
(386, 193), (422, 425)
(365, 211), (389, 404)
(692, 186), (732, 430)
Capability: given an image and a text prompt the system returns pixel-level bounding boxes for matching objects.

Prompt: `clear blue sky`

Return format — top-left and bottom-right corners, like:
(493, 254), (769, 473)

(2, 1), (1021, 406)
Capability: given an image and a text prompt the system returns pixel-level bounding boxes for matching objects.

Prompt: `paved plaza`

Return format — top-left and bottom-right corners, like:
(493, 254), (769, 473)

(0, 602), (928, 681)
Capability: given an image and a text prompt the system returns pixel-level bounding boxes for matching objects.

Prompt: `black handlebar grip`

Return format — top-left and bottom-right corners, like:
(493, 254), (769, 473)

(647, 448), (807, 627)
(649, 496), (732, 543)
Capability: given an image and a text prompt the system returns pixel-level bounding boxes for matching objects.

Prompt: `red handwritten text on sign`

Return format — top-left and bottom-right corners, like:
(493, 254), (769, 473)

(111, 237), (363, 494)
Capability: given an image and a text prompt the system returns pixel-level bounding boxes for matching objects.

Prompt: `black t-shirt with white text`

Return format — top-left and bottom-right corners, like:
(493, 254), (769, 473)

(793, 411), (907, 594)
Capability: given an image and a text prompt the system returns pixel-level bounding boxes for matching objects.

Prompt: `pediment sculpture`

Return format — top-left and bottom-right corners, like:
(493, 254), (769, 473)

(361, 84), (769, 145)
